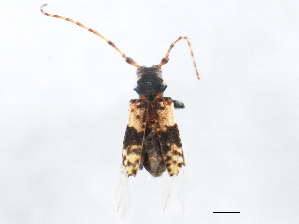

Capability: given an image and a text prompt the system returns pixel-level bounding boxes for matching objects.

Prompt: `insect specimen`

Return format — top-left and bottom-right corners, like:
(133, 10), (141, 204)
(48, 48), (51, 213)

(40, 4), (199, 214)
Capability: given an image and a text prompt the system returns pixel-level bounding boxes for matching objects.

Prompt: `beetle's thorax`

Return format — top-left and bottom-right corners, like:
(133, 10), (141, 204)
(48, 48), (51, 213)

(134, 65), (167, 101)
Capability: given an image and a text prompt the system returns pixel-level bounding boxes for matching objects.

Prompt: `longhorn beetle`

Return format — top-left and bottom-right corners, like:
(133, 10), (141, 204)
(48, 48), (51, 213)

(41, 4), (199, 178)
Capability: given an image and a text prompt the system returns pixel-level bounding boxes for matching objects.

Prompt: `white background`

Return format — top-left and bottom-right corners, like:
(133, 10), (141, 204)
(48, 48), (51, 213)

(1, 0), (299, 223)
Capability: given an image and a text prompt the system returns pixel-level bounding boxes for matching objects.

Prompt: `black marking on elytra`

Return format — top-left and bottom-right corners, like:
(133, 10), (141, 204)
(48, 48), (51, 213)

(136, 102), (148, 109)
(160, 124), (182, 153)
(126, 161), (133, 166)
(123, 126), (144, 149)
(127, 158), (140, 167)
(128, 150), (142, 156)
(165, 156), (172, 162)
(172, 150), (182, 156)
(152, 97), (167, 110)
(129, 99), (149, 110)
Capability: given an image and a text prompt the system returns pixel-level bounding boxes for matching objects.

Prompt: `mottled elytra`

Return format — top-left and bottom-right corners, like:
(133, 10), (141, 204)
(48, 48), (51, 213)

(41, 4), (199, 177)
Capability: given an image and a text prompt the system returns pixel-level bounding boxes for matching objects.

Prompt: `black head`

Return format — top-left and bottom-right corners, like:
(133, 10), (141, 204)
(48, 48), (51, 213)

(134, 66), (167, 101)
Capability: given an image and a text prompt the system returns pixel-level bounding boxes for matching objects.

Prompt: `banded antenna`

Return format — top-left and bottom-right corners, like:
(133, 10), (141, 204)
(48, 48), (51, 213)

(158, 36), (200, 79)
(40, 4), (139, 68)
(40, 4), (200, 79)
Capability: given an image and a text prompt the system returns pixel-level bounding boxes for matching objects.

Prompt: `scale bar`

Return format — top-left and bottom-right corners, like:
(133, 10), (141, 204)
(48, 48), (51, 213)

(213, 212), (240, 213)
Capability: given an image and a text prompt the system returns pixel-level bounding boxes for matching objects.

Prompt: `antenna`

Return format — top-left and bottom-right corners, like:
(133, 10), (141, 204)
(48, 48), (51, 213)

(40, 4), (140, 68)
(158, 36), (200, 79)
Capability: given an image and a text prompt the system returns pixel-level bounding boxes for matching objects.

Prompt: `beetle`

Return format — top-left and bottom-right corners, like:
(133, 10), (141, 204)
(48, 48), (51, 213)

(40, 4), (199, 178)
